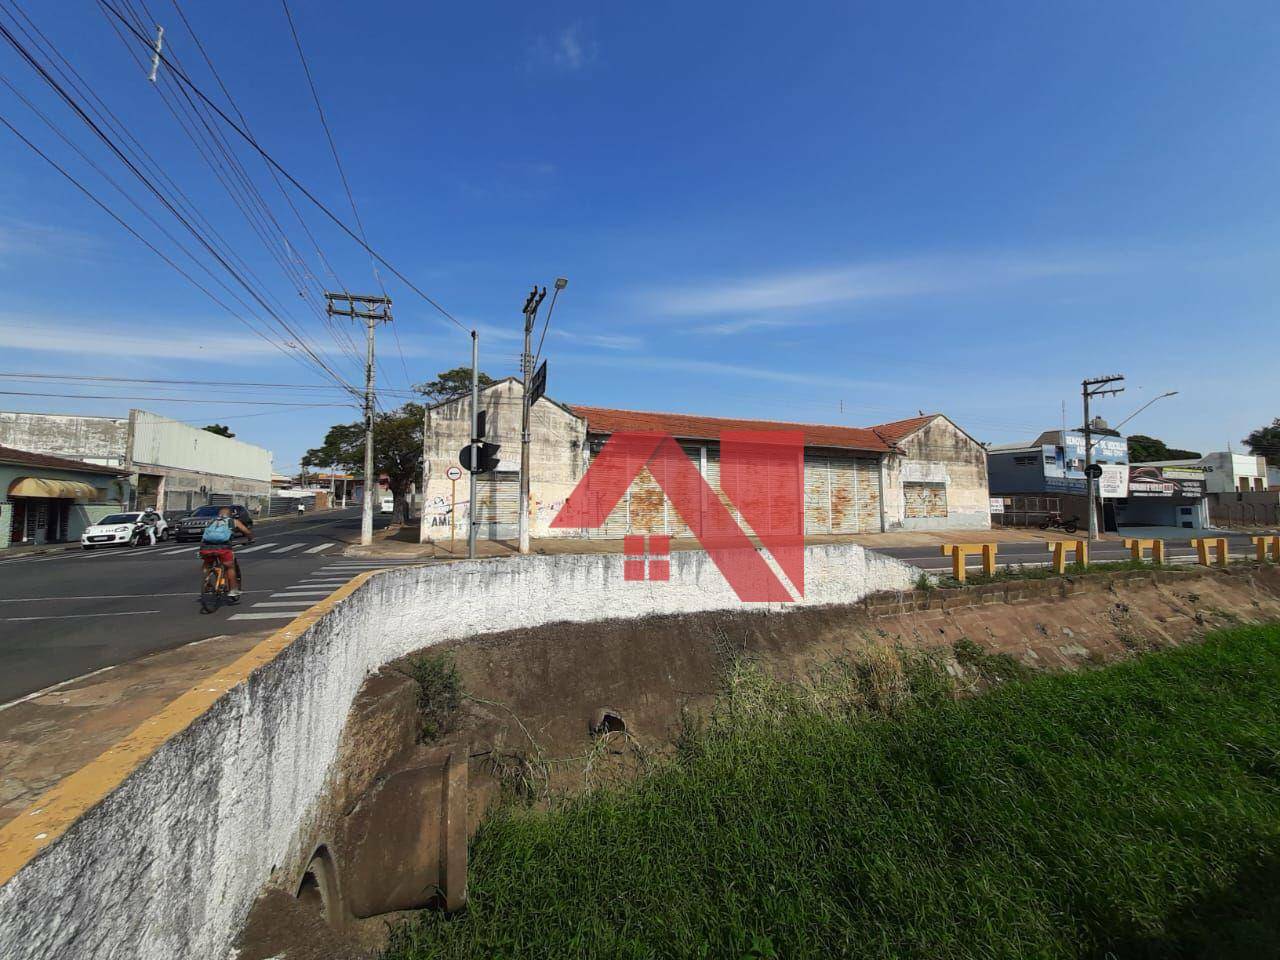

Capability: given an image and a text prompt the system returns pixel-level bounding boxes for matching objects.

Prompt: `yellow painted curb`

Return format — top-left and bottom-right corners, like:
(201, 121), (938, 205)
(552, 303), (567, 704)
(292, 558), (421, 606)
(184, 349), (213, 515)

(0, 570), (382, 887)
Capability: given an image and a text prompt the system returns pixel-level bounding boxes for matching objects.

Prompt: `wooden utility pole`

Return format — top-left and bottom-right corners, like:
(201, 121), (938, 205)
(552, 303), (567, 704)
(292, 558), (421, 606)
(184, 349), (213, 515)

(326, 291), (392, 546)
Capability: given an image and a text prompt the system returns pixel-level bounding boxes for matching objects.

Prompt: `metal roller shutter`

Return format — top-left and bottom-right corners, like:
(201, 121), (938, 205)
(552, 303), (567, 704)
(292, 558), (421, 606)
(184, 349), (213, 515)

(829, 458), (859, 533)
(805, 457), (831, 533)
(474, 470), (519, 537)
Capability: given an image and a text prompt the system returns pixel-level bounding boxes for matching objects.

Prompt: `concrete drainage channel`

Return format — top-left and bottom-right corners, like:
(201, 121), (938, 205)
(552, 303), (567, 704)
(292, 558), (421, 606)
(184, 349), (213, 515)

(0, 545), (920, 959)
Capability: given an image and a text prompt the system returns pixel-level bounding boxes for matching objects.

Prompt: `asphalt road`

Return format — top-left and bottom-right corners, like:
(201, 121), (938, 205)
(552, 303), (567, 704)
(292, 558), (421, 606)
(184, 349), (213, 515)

(872, 531), (1262, 572)
(0, 508), (425, 705)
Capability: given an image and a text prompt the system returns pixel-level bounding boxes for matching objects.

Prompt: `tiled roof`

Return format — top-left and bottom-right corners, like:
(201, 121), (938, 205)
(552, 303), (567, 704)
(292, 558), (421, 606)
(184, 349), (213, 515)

(568, 406), (915, 454)
(867, 414), (937, 444)
(0, 444), (126, 476)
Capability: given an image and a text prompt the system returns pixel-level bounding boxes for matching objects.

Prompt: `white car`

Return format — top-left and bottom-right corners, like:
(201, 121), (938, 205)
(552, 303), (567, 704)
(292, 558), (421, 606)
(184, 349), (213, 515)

(80, 511), (170, 549)
(380, 495), (395, 514)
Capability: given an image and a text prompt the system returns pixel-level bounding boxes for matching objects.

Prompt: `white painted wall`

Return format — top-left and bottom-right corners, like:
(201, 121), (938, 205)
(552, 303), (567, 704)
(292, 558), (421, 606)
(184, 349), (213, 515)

(0, 544), (917, 960)
(128, 410), (272, 482)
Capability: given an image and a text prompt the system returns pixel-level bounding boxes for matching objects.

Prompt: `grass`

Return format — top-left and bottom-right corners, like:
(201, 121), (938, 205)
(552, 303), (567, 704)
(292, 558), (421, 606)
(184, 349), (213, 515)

(384, 624), (1280, 959)
(400, 651), (461, 742)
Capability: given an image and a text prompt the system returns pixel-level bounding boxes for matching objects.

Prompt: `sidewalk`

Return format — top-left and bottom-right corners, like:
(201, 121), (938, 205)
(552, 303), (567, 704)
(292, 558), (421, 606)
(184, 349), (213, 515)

(343, 523), (1089, 560)
(0, 631), (269, 829)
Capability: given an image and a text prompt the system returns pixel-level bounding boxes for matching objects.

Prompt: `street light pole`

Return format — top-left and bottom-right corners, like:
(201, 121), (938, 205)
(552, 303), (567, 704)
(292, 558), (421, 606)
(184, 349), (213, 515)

(518, 284), (546, 555)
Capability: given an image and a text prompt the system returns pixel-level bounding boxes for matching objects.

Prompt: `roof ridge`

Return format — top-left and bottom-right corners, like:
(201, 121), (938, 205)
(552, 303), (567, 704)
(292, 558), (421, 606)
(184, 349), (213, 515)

(569, 403), (892, 435)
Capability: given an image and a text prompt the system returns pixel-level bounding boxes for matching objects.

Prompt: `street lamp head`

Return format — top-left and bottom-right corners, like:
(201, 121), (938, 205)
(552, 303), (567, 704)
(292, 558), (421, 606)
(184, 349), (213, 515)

(554, 277), (568, 290)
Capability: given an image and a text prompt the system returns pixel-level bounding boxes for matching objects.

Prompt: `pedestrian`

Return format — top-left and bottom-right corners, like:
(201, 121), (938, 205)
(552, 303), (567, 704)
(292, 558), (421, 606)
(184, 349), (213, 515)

(297, 500), (305, 516)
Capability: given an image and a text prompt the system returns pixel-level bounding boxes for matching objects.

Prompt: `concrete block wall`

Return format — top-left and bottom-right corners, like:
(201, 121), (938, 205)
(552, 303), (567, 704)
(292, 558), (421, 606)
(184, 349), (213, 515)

(0, 503), (10, 549)
(0, 543), (917, 960)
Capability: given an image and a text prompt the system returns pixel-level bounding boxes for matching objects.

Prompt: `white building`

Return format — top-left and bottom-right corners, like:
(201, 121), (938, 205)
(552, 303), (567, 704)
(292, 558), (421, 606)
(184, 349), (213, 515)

(0, 409), (273, 513)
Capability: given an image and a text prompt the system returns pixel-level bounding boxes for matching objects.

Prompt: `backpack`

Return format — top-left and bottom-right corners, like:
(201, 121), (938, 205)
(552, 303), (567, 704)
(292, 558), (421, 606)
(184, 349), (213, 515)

(202, 516), (233, 544)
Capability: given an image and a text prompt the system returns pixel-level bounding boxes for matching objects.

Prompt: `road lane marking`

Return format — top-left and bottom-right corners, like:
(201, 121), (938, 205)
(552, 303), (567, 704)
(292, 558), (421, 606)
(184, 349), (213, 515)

(158, 546), (196, 555)
(234, 542), (278, 554)
(2, 610), (160, 622)
(295, 580), (348, 585)
(252, 601), (315, 608)
(0, 590), (271, 603)
(227, 612), (298, 620)
(270, 543), (306, 554)
(304, 543), (334, 553)
(270, 590), (330, 597)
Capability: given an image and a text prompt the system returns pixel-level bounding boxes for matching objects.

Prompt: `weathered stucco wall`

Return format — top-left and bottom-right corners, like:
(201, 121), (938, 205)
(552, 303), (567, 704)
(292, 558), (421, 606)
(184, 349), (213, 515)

(882, 416), (990, 531)
(0, 412), (128, 466)
(0, 543), (917, 960)
(420, 380), (587, 540)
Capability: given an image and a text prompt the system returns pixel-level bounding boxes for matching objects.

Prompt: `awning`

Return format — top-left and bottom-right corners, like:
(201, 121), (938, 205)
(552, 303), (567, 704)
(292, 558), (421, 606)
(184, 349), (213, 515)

(6, 477), (100, 499)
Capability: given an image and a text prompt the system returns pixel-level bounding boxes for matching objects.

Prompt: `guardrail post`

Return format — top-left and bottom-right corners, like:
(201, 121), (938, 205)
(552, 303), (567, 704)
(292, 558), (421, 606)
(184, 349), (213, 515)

(1251, 535), (1280, 562)
(1191, 537), (1229, 567)
(1047, 539), (1088, 573)
(939, 543), (999, 583)
(1123, 537), (1165, 564)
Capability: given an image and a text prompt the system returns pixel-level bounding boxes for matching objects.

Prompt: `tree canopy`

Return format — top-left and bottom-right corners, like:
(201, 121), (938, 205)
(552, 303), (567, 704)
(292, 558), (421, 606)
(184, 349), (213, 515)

(202, 423), (235, 438)
(1126, 434), (1201, 463)
(301, 402), (424, 520)
(1244, 419), (1280, 467)
(413, 366), (495, 405)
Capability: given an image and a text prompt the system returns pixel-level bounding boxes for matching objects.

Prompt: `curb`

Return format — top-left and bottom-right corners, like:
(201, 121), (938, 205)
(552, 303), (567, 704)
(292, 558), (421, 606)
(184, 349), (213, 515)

(0, 570), (381, 888)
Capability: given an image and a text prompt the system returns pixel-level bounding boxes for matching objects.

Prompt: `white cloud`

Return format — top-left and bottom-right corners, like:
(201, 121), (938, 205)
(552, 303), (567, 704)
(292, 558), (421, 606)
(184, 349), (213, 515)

(0, 315), (320, 363)
(692, 317), (800, 336)
(530, 22), (597, 71)
(652, 254), (1114, 317)
(0, 218), (100, 261)
(553, 329), (641, 350)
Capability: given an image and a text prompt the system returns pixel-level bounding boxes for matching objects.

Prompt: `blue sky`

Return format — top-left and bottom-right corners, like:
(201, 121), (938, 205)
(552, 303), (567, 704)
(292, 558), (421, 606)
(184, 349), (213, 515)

(1, 0), (1278, 471)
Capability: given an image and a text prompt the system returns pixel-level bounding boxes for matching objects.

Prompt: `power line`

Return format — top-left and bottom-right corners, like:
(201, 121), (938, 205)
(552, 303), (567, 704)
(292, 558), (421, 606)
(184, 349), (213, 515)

(0, 389), (356, 406)
(96, 0), (468, 336)
(0, 371), (423, 397)
(278, 0), (412, 392)
(0, 16), (359, 396)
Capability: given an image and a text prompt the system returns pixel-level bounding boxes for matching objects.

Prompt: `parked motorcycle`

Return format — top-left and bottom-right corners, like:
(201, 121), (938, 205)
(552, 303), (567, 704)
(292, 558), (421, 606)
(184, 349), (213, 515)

(1038, 512), (1079, 534)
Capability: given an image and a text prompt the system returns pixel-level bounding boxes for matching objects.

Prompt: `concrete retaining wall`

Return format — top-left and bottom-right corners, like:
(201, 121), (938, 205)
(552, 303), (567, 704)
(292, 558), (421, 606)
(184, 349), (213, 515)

(0, 543), (916, 960)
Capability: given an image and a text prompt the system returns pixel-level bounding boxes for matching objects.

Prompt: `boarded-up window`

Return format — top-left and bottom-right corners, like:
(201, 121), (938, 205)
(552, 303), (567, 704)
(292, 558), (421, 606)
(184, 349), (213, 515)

(904, 481), (948, 519)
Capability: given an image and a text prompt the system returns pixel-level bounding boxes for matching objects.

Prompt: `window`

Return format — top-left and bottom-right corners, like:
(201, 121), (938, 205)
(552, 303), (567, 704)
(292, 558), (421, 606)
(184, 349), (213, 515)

(904, 481), (948, 519)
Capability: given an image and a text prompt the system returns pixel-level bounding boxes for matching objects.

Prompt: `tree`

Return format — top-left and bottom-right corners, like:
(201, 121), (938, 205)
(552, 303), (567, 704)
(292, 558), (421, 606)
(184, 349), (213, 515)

(1244, 419), (1280, 467)
(1126, 434), (1201, 463)
(413, 366), (495, 405)
(203, 423), (235, 438)
(302, 402), (424, 523)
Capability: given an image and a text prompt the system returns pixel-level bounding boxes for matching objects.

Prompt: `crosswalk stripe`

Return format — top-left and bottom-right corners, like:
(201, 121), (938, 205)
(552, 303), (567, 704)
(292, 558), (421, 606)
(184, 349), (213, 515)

(229, 612), (298, 620)
(253, 600), (315, 608)
(271, 543), (306, 554)
(304, 543), (334, 554)
(158, 545), (195, 555)
(234, 542), (278, 554)
(296, 580), (348, 586)
(271, 590), (329, 598)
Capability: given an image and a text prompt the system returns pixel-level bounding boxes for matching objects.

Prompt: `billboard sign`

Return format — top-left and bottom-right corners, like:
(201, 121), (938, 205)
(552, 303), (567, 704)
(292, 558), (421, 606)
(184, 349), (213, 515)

(1042, 432), (1128, 493)
(1127, 464), (1205, 499)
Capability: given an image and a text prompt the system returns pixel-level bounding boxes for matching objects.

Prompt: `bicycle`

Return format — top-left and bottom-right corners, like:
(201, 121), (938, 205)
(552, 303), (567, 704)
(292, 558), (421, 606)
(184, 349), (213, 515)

(199, 554), (243, 614)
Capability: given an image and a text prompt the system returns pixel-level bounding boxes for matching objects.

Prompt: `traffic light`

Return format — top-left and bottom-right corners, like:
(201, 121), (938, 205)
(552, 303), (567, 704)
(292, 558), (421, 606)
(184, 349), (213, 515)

(459, 441), (501, 475)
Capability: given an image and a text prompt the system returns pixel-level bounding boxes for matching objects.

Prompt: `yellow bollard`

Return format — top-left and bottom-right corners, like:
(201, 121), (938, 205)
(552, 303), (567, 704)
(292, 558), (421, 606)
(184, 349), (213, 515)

(1250, 535), (1280, 563)
(1123, 538), (1166, 564)
(1190, 538), (1229, 567)
(940, 543), (999, 583)
(1047, 539), (1088, 573)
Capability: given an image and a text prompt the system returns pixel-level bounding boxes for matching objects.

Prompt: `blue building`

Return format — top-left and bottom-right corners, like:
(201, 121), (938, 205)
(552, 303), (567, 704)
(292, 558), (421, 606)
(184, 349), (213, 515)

(987, 429), (1128, 529)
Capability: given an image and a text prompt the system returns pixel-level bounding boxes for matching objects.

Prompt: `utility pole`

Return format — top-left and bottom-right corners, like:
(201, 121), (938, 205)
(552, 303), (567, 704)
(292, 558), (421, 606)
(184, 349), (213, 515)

(1082, 374), (1125, 542)
(468, 329), (480, 559)
(518, 284), (546, 555)
(326, 291), (392, 546)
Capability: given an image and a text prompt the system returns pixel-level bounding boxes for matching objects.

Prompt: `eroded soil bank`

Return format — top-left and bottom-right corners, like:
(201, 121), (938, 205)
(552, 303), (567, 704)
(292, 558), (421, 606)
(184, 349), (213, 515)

(235, 564), (1280, 959)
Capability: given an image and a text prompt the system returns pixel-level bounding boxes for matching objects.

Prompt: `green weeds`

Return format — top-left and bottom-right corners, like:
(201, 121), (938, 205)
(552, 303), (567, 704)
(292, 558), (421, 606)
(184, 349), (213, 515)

(385, 624), (1280, 960)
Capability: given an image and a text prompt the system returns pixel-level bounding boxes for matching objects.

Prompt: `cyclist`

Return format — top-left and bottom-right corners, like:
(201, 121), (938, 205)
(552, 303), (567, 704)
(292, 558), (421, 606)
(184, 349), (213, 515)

(199, 506), (254, 602)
